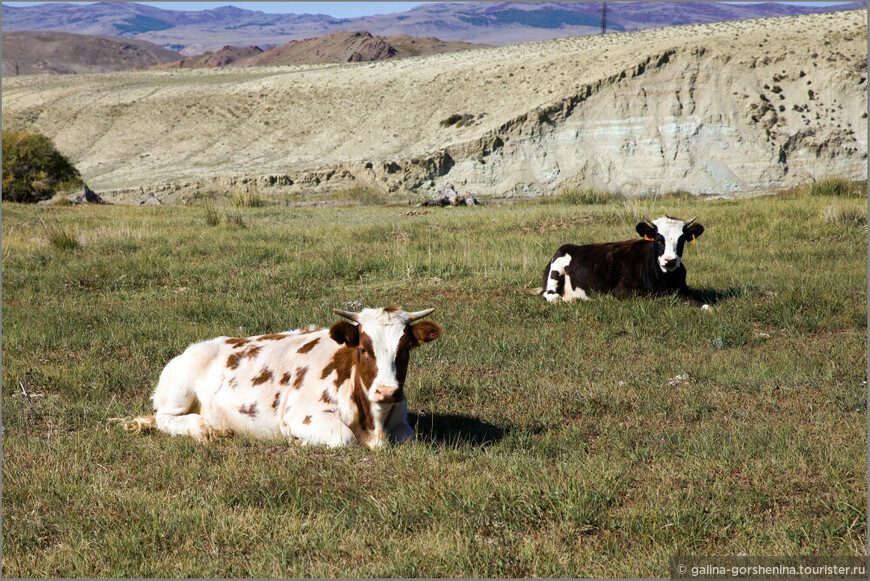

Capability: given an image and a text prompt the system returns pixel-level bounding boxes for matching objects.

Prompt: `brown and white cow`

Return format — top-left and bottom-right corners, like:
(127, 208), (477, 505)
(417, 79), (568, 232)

(529, 215), (709, 308)
(119, 307), (441, 448)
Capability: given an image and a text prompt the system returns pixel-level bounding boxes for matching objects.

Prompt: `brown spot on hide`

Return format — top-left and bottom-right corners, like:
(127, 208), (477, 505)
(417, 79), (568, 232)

(239, 402), (257, 418)
(321, 346), (354, 387)
(357, 333), (378, 387)
(297, 337), (321, 354)
(272, 392), (281, 413)
(226, 344), (262, 369)
(302, 415), (312, 425)
(259, 334), (288, 341)
(242, 345), (261, 358)
(225, 337), (249, 348)
(384, 305), (401, 313)
(352, 374), (374, 432)
(322, 338), (375, 432)
(279, 371), (292, 385)
(228, 377), (239, 389)
(320, 388), (336, 404)
(293, 366), (307, 390)
(252, 366), (273, 386)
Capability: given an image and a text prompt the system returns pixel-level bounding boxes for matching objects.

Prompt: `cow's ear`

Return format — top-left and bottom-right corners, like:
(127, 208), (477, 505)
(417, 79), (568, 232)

(329, 321), (359, 346)
(410, 320), (441, 347)
(636, 222), (656, 239)
(684, 223), (704, 239)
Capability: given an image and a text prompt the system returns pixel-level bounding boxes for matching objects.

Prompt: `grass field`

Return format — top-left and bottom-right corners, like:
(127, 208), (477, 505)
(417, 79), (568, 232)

(2, 184), (867, 577)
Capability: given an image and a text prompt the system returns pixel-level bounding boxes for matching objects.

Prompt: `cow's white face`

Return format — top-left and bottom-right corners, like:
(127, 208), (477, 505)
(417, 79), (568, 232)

(653, 217), (687, 272)
(356, 309), (414, 402)
(637, 216), (705, 273)
(330, 307), (441, 404)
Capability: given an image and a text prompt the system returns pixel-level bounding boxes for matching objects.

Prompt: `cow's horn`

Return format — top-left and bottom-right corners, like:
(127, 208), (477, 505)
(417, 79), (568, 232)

(642, 214), (655, 225)
(684, 216), (697, 226)
(408, 308), (435, 322)
(332, 308), (360, 322)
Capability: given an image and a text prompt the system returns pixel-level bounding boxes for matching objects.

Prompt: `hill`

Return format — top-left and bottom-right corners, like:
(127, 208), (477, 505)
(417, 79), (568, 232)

(153, 32), (484, 70)
(1, 1), (863, 53)
(151, 45), (265, 70)
(1, 30), (183, 75)
(1, 10), (865, 202)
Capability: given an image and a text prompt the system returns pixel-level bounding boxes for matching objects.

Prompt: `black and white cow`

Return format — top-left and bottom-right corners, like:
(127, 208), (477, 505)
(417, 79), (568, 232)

(530, 215), (709, 308)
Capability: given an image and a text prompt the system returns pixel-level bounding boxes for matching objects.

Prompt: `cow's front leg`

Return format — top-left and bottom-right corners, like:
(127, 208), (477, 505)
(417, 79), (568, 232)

(359, 428), (388, 449)
(283, 410), (357, 448)
(385, 400), (414, 444)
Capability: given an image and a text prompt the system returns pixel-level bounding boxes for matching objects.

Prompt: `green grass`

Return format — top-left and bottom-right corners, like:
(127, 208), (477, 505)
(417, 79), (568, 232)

(2, 189), (866, 577)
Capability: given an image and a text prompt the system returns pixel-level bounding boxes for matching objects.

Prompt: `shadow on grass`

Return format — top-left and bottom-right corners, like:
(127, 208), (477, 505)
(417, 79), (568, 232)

(693, 285), (761, 306)
(409, 412), (508, 447)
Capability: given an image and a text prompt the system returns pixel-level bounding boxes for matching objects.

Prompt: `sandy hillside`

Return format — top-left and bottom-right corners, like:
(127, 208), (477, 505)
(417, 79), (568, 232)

(1, 9), (865, 203)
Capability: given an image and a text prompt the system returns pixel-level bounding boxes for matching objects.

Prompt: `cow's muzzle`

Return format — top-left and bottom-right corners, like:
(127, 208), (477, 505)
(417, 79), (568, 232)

(373, 385), (402, 403)
(661, 257), (679, 271)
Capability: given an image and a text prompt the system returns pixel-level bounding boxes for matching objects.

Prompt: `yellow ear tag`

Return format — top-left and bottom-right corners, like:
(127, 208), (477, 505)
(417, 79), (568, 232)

(644, 235), (654, 242)
(691, 234), (696, 245)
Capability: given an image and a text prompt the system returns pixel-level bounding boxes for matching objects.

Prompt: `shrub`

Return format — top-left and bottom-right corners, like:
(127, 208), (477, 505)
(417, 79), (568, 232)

(225, 210), (246, 228)
(440, 113), (474, 128)
(204, 204), (220, 226)
(332, 186), (390, 206)
(44, 193), (74, 206)
(555, 187), (624, 205)
(2, 130), (83, 203)
(822, 204), (866, 225)
(44, 222), (80, 250)
(230, 190), (269, 208)
(807, 177), (866, 198)
(658, 189), (695, 201)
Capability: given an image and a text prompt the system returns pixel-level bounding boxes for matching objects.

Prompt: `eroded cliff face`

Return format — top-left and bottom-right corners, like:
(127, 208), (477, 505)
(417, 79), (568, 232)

(429, 43), (866, 197)
(2, 10), (865, 203)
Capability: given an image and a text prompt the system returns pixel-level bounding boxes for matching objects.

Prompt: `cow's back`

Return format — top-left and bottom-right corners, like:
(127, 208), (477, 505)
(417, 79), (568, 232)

(173, 328), (337, 438)
(550, 239), (646, 294)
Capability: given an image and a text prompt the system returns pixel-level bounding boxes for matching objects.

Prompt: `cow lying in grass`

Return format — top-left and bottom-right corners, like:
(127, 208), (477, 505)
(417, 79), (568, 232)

(530, 215), (709, 308)
(116, 307), (441, 448)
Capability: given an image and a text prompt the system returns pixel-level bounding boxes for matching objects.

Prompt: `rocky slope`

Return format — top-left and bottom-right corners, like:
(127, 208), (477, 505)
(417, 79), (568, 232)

(1, 10), (865, 202)
(151, 45), (265, 70)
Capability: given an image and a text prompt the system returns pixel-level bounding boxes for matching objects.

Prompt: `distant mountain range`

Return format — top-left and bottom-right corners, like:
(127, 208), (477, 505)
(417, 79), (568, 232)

(2, 1), (864, 54)
(1, 29), (485, 75)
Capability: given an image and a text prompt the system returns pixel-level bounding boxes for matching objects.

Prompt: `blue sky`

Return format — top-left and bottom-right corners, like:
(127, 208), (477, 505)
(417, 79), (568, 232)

(1, 2), (850, 19)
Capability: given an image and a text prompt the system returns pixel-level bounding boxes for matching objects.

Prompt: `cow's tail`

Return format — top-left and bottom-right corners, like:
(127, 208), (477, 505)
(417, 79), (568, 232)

(524, 286), (544, 296)
(107, 415), (157, 435)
